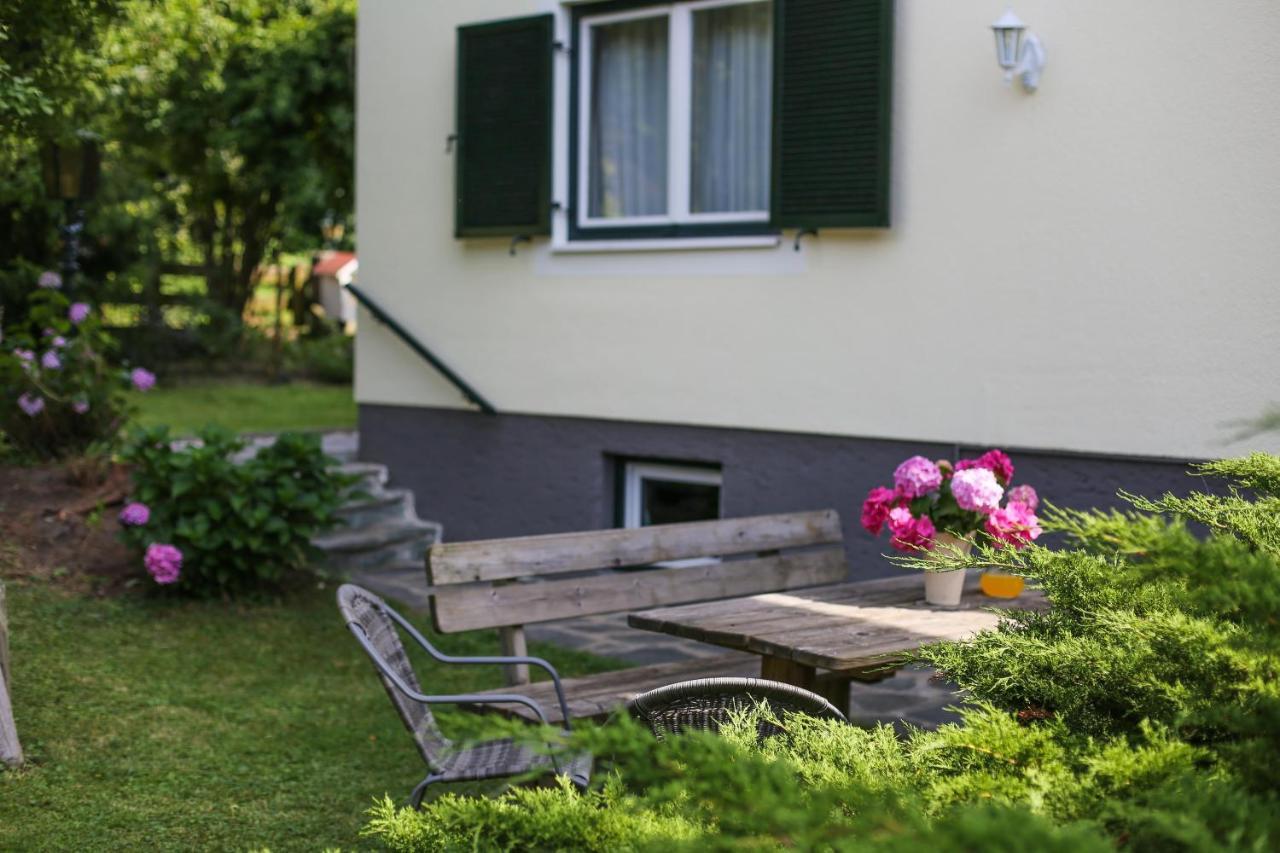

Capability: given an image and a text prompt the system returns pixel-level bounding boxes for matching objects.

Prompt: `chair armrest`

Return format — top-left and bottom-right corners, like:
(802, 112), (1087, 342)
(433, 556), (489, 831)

(382, 606), (574, 727)
(346, 624), (559, 728)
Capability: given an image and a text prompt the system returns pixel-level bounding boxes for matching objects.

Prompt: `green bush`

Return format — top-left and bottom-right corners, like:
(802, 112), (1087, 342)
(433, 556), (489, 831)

(118, 425), (349, 597)
(1, 279), (154, 459)
(284, 333), (353, 384)
(365, 453), (1280, 851)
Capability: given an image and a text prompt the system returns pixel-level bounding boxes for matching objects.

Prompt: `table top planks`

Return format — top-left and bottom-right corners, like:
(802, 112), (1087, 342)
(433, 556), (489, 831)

(627, 573), (1045, 672)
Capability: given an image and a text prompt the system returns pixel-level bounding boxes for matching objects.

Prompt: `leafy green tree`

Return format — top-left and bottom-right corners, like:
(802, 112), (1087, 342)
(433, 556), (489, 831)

(104, 0), (355, 317)
(0, 0), (121, 319)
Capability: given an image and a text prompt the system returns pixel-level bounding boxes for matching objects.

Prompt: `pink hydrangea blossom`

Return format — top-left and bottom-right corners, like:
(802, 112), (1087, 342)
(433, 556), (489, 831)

(51, 336), (67, 348)
(13, 348), (34, 363)
(887, 506), (937, 552)
(144, 543), (182, 585)
(1006, 484), (1039, 511)
(17, 393), (44, 416)
(41, 350), (61, 370)
(38, 270), (61, 289)
(986, 502), (1042, 549)
(893, 456), (942, 499)
(69, 302), (91, 324)
(951, 467), (1004, 513)
(860, 486), (900, 535)
(130, 367), (157, 392)
(120, 502), (151, 526)
(955, 449), (1015, 485)
(72, 399), (90, 414)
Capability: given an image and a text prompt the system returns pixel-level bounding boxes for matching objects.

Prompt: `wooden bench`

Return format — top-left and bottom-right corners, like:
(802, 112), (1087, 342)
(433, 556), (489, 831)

(425, 509), (850, 723)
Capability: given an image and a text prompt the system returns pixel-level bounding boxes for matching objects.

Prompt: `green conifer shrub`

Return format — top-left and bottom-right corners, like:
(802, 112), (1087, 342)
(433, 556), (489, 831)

(364, 454), (1280, 851)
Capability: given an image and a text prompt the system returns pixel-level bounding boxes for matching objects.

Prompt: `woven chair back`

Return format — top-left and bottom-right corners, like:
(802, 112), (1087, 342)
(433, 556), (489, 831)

(626, 677), (846, 739)
(337, 584), (450, 767)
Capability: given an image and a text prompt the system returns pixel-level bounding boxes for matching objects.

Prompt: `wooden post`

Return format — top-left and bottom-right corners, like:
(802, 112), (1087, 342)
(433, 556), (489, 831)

(0, 584), (23, 767)
(498, 626), (530, 686)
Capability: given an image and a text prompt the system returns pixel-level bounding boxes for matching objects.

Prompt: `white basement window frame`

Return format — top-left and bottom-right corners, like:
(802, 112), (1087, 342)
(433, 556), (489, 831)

(621, 461), (723, 529)
(621, 460), (723, 568)
(574, 0), (774, 236)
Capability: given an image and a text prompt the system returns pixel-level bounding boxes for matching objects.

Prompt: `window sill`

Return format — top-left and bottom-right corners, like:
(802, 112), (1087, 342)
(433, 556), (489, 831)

(550, 235), (781, 254)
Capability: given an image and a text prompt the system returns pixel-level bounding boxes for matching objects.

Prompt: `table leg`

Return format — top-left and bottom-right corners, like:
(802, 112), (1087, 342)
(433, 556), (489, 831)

(760, 656), (850, 716)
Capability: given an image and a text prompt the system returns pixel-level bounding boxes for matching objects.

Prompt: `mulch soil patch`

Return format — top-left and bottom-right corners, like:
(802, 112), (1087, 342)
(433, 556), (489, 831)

(0, 463), (136, 595)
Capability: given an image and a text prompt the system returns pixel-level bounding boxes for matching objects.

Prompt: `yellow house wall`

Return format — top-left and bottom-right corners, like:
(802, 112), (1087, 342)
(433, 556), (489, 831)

(355, 0), (1280, 459)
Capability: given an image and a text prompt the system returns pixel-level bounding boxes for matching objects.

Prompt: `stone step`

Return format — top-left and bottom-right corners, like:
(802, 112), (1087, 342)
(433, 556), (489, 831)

(315, 518), (442, 572)
(334, 461), (389, 496)
(335, 487), (417, 528)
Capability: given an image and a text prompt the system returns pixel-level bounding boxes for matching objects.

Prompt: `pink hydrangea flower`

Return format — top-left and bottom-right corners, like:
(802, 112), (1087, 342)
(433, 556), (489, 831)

(13, 348), (34, 363)
(951, 467), (1004, 513)
(893, 456), (942, 499)
(955, 449), (1015, 485)
(120, 502), (151, 526)
(986, 502), (1042, 549)
(887, 506), (936, 552)
(860, 486), (900, 535)
(130, 368), (157, 392)
(72, 399), (90, 414)
(18, 393), (44, 416)
(1006, 484), (1039, 511)
(38, 270), (61, 289)
(51, 336), (67, 348)
(144, 543), (182, 585)
(41, 350), (61, 370)
(68, 302), (91, 325)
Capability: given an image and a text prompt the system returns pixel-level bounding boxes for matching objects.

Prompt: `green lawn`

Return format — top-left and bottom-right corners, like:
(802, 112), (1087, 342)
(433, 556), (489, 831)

(131, 381), (357, 436)
(0, 581), (620, 851)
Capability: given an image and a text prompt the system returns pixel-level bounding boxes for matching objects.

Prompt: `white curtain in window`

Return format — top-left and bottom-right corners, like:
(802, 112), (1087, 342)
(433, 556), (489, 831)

(691, 2), (772, 214)
(589, 17), (669, 219)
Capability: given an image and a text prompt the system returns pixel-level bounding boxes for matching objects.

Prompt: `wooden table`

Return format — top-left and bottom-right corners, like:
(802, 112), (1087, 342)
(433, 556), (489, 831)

(628, 572), (1044, 713)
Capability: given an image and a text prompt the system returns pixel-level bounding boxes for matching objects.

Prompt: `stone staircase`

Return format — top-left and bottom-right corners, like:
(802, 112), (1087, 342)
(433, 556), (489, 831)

(313, 461), (442, 577)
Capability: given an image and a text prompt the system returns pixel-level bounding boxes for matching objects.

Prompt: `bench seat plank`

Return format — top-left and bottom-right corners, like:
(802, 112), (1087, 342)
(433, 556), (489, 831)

(462, 654), (758, 723)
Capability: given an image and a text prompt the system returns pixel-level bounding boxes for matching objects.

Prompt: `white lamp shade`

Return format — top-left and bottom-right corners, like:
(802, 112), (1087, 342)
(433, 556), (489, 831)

(991, 9), (1026, 69)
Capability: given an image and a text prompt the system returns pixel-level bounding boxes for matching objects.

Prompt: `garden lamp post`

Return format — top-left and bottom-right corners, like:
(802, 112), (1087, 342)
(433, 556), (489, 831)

(41, 134), (101, 299)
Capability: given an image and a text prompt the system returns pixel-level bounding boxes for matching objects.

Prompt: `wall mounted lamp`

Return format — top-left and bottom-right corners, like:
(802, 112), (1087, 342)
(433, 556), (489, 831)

(991, 9), (1046, 92)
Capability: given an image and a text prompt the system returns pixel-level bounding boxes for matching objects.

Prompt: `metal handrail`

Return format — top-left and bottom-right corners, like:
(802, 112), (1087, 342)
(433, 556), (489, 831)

(343, 282), (497, 415)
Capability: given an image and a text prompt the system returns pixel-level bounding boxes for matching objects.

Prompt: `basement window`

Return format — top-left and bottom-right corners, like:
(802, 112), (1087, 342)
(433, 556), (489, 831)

(621, 461), (722, 528)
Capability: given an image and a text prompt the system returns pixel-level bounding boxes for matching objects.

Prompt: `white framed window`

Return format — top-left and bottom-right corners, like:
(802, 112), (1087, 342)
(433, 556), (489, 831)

(576, 0), (774, 233)
(621, 461), (722, 529)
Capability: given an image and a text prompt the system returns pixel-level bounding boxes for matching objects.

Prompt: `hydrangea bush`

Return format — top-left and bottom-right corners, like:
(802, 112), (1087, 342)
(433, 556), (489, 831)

(0, 272), (156, 459)
(861, 449), (1041, 553)
(118, 425), (351, 597)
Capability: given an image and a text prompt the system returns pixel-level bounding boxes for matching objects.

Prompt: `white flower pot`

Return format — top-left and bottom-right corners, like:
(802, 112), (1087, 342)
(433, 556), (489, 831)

(924, 532), (972, 606)
(924, 568), (967, 606)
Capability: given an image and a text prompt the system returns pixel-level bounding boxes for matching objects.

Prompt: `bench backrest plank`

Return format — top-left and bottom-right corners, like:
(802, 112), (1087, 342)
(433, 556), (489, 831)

(427, 510), (848, 634)
(427, 510), (843, 584)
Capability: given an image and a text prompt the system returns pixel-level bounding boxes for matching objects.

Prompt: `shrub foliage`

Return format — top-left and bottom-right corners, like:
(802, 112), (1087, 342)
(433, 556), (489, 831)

(119, 425), (349, 597)
(1, 284), (146, 459)
(364, 454), (1280, 851)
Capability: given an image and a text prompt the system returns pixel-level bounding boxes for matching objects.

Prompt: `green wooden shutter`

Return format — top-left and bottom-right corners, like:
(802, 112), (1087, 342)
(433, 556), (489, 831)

(771, 0), (893, 229)
(455, 15), (553, 237)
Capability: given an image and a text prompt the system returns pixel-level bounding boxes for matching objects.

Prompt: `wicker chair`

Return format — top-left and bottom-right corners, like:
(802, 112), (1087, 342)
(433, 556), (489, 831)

(625, 677), (847, 739)
(337, 584), (591, 807)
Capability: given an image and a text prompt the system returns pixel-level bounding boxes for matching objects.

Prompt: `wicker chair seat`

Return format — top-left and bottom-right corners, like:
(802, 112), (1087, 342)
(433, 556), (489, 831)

(437, 738), (592, 788)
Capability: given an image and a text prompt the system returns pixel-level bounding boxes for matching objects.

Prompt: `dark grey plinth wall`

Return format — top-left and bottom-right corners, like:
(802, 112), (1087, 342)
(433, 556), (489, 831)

(359, 404), (1202, 580)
